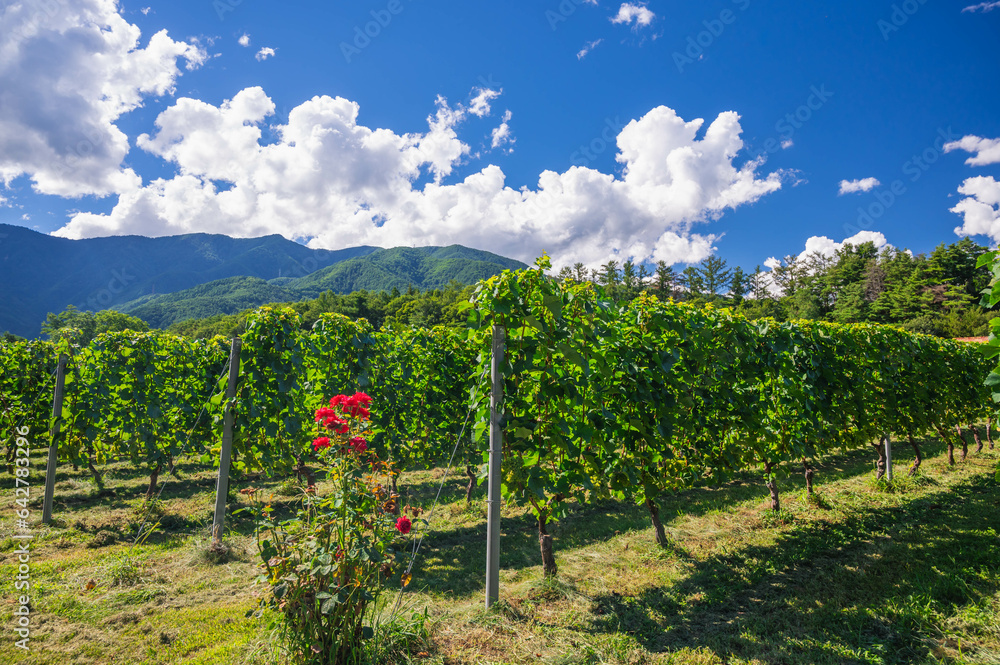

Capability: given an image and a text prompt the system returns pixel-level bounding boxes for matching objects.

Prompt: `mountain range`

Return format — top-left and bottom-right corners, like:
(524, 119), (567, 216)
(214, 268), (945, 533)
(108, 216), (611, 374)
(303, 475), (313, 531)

(0, 224), (525, 337)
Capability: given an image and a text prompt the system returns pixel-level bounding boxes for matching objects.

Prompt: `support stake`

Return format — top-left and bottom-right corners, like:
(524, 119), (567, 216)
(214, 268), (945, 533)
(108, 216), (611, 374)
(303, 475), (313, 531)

(485, 325), (505, 610)
(212, 339), (242, 544)
(42, 354), (68, 525)
(885, 433), (893, 482)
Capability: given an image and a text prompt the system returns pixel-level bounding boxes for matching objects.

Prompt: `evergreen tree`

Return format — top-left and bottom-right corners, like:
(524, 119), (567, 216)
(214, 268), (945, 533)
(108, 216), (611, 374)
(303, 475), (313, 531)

(730, 266), (748, 302)
(750, 266), (770, 300)
(680, 266), (705, 300)
(654, 261), (676, 298)
(621, 261), (638, 290)
(637, 264), (651, 291)
(696, 256), (733, 298)
(770, 255), (803, 297)
(599, 260), (621, 287)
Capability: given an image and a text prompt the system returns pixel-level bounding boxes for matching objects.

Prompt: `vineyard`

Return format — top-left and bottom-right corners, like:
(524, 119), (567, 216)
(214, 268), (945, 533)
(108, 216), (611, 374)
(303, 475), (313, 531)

(2, 258), (1000, 664)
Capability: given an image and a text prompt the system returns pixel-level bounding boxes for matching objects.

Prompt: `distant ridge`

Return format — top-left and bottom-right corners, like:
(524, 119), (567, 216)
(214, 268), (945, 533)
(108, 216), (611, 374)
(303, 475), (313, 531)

(118, 245), (527, 329)
(0, 224), (525, 337)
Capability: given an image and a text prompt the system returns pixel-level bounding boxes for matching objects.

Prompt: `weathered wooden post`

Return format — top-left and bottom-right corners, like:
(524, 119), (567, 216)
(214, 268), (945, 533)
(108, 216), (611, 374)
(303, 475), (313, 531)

(212, 338), (242, 544)
(885, 433), (893, 482)
(485, 325), (505, 610)
(42, 354), (68, 524)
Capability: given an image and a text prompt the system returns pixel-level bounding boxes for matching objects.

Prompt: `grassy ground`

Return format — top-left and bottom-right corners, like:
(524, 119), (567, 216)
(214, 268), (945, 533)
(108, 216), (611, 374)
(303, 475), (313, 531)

(2, 433), (999, 664)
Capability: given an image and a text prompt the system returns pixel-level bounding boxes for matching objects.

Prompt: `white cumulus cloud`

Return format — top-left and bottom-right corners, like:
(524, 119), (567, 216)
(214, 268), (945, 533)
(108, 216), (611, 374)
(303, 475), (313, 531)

(838, 177), (881, 195)
(468, 88), (501, 118)
(255, 47), (276, 61)
(491, 111), (514, 150)
(577, 39), (603, 60)
(53, 91), (786, 270)
(944, 135), (1000, 166)
(611, 3), (655, 28)
(963, 2), (1000, 12)
(238, 33), (250, 47)
(951, 176), (1000, 242)
(0, 0), (206, 197)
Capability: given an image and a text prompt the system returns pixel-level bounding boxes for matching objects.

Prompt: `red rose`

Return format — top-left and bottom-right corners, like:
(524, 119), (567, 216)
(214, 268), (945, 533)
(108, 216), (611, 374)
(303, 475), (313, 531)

(313, 437), (331, 451)
(395, 516), (412, 535)
(349, 436), (368, 454)
(343, 393), (372, 419)
(315, 407), (340, 424)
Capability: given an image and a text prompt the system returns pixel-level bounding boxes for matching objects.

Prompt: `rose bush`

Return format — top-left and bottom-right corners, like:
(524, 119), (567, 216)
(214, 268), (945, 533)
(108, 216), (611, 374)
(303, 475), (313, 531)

(243, 392), (415, 664)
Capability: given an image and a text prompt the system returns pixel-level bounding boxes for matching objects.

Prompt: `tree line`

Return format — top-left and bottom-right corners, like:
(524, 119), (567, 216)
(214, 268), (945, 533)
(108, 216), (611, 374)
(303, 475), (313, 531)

(565, 237), (996, 338)
(29, 238), (996, 342)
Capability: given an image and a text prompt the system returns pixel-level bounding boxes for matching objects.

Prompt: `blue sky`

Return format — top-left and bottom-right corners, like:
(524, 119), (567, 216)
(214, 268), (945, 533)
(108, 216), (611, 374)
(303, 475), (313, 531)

(1, 0), (999, 273)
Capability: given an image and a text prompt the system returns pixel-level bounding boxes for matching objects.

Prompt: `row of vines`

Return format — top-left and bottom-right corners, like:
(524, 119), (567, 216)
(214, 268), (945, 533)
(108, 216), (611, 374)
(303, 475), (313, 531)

(0, 313), (481, 502)
(470, 257), (995, 573)
(1, 257), (995, 575)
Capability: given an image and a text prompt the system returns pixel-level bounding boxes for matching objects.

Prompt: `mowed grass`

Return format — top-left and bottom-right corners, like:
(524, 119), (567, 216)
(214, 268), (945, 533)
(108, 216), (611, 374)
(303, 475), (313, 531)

(2, 432), (999, 664)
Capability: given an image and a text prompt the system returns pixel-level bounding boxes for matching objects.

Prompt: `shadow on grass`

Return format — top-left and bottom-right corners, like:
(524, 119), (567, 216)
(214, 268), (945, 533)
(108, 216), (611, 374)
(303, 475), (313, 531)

(378, 438), (953, 598)
(586, 473), (1000, 664)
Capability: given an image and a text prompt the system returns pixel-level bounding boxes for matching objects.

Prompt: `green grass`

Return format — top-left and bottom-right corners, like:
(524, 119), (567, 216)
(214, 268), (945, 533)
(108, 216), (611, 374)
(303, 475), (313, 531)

(2, 434), (999, 664)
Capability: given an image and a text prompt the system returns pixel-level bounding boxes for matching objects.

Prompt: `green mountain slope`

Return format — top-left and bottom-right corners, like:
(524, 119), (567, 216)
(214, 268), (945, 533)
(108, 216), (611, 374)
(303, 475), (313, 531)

(291, 246), (526, 296)
(0, 224), (379, 337)
(117, 276), (303, 329)
(112, 246), (526, 329)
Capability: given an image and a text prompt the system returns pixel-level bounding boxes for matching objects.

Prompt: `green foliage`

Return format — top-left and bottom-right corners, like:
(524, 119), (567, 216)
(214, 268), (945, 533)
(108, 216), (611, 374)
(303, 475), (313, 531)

(733, 239), (997, 336)
(470, 261), (993, 570)
(57, 331), (229, 476)
(552, 238), (995, 337)
(0, 337), (57, 460)
(42, 306), (150, 344)
(168, 281), (479, 339)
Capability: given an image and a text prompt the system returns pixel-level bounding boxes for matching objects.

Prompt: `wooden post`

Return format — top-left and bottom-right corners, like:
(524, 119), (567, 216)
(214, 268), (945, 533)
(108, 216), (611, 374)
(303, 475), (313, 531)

(212, 339), (242, 544)
(485, 325), (505, 610)
(42, 354), (68, 524)
(885, 433), (893, 482)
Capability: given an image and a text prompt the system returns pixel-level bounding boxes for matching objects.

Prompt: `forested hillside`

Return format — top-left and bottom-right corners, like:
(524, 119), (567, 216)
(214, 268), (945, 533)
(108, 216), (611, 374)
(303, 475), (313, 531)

(0, 224), (378, 337)
(1, 225), (524, 337)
